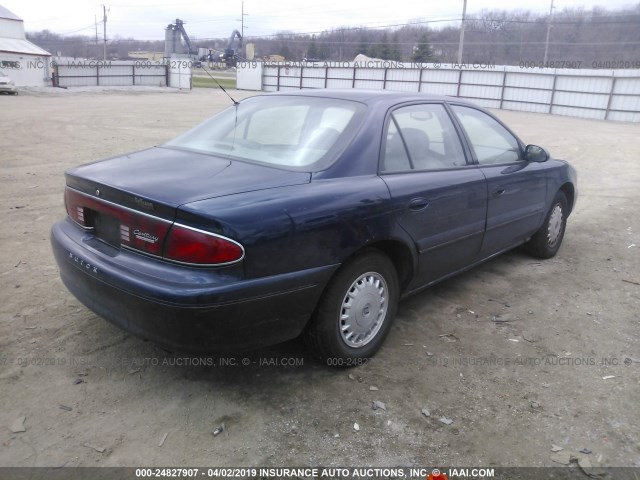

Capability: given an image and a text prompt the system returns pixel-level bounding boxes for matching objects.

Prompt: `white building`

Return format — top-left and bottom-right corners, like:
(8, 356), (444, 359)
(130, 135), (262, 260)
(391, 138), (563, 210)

(0, 4), (51, 86)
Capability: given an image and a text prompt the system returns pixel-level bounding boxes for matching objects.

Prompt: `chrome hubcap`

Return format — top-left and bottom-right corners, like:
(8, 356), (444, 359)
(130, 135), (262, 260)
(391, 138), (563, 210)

(547, 204), (563, 247)
(339, 272), (388, 348)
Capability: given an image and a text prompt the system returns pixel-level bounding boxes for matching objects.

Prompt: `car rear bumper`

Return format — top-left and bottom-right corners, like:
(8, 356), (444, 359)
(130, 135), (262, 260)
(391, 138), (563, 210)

(51, 218), (337, 352)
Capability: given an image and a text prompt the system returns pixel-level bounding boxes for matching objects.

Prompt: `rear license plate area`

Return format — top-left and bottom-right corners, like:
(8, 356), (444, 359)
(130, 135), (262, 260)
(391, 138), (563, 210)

(93, 212), (121, 248)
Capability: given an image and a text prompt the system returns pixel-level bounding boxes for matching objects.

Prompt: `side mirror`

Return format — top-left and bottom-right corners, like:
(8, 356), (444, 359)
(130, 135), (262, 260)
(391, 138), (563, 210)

(524, 144), (549, 163)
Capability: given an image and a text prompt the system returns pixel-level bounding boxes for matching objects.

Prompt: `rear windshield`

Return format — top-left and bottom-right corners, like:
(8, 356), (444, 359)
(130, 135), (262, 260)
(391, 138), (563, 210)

(163, 95), (367, 171)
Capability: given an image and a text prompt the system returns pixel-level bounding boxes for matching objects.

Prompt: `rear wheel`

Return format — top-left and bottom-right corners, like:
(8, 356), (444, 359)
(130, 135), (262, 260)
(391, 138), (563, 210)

(304, 250), (399, 363)
(525, 190), (568, 259)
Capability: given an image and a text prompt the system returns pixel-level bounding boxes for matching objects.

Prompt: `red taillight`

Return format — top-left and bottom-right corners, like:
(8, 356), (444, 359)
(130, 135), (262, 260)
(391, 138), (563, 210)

(164, 224), (244, 266)
(65, 189), (88, 228)
(65, 187), (171, 256)
(65, 187), (244, 266)
(118, 215), (171, 256)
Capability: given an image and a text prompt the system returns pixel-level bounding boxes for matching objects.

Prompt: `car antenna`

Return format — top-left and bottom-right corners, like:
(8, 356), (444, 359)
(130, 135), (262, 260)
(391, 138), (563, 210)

(200, 66), (239, 105)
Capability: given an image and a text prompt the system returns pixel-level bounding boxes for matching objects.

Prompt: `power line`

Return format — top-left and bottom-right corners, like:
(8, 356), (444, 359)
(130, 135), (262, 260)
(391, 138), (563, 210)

(227, 38), (640, 46)
(30, 11), (640, 42)
(59, 24), (97, 35)
(28, 9), (640, 49)
(237, 15), (640, 40)
(240, 18), (465, 39)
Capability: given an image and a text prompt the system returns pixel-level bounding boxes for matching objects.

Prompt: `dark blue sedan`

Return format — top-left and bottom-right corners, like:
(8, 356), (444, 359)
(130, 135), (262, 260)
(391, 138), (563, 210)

(51, 90), (577, 361)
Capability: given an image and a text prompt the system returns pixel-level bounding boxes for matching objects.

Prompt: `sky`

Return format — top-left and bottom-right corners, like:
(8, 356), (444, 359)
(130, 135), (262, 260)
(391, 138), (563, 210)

(2, 0), (637, 41)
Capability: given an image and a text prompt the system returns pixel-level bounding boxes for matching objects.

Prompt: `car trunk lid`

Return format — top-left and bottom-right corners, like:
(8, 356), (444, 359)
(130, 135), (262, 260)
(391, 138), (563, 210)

(64, 147), (310, 257)
(66, 147), (310, 211)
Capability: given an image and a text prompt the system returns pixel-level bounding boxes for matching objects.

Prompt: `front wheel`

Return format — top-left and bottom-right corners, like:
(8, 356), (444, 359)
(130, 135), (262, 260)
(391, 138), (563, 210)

(525, 190), (568, 259)
(304, 250), (399, 363)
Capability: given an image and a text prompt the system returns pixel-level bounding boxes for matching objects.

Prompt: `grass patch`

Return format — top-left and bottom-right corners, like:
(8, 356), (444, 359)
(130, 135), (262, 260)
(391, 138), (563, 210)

(192, 75), (236, 89)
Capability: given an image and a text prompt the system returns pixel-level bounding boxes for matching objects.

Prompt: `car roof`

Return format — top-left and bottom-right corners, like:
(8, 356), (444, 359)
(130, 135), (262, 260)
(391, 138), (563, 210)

(261, 88), (476, 108)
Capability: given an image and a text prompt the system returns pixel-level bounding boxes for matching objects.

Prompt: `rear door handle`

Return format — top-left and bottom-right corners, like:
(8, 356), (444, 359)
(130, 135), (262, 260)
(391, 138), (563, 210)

(408, 197), (430, 211)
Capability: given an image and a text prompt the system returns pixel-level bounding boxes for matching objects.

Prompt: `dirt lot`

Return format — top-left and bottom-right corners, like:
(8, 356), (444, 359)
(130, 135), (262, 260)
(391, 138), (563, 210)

(0, 87), (639, 469)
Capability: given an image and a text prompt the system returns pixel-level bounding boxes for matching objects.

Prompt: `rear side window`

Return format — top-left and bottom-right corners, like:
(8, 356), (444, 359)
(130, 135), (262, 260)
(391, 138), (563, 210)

(451, 106), (521, 165)
(382, 104), (467, 172)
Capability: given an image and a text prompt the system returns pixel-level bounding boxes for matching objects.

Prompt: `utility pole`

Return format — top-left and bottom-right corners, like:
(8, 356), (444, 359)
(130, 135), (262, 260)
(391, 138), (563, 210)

(102, 4), (107, 61)
(457, 0), (468, 64)
(95, 15), (99, 59)
(240, 2), (248, 36)
(238, 1), (248, 58)
(543, 0), (555, 64)
(236, 5), (249, 37)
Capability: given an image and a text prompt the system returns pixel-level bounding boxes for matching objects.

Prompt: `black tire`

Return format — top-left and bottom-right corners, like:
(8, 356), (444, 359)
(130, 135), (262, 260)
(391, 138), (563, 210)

(304, 250), (399, 364)
(525, 190), (568, 259)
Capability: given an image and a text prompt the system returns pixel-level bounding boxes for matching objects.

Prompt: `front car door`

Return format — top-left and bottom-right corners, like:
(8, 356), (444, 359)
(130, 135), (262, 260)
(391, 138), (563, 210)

(450, 105), (548, 257)
(380, 103), (487, 289)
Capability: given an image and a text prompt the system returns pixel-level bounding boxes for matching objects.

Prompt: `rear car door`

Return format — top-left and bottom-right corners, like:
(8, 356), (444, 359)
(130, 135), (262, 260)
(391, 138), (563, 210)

(450, 105), (548, 256)
(380, 103), (487, 287)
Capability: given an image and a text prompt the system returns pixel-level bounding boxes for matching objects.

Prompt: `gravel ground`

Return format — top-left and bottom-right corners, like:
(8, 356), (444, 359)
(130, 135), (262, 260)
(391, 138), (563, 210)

(0, 87), (639, 469)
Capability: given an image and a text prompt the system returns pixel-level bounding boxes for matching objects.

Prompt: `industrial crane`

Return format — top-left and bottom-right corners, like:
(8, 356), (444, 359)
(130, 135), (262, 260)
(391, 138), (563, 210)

(166, 19), (196, 57)
(220, 29), (243, 67)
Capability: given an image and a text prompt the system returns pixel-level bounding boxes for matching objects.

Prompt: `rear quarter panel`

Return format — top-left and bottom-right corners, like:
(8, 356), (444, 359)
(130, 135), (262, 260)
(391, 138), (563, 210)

(177, 176), (415, 279)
